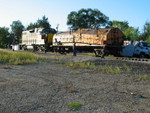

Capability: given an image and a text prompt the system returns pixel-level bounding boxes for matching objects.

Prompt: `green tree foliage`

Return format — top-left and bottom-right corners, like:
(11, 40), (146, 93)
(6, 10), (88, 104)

(146, 35), (150, 42)
(27, 16), (56, 33)
(67, 8), (111, 30)
(0, 27), (10, 47)
(26, 22), (37, 30)
(124, 27), (139, 40)
(111, 20), (129, 32)
(112, 20), (140, 40)
(10, 20), (24, 43)
(139, 21), (150, 41)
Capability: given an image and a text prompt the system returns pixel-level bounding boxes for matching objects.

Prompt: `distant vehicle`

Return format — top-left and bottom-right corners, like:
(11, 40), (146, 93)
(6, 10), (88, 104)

(120, 41), (150, 58)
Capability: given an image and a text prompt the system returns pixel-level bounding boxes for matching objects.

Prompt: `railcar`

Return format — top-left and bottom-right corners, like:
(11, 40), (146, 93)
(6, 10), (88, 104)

(53, 28), (124, 57)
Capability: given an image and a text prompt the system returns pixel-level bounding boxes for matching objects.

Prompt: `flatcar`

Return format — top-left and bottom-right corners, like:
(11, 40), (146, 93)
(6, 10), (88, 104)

(53, 28), (124, 57)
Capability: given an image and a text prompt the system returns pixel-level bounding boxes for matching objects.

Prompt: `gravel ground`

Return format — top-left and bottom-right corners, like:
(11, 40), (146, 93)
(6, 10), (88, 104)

(0, 54), (150, 113)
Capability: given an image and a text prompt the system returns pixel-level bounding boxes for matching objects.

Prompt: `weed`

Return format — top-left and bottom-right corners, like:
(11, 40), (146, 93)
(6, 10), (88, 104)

(0, 49), (44, 64)
(65, 82), (78, 93)
(125, 74), (150, 83)
(69, 70), (81, 74)
(65, 62), (123, 74)
(86, 52), (94, 56)
(68, 102), (83, 110)
(123, 64), (132, 71)
(106, 66), (122, 74)
(136, 74), (149, 81)
(67, 86), (78, 93)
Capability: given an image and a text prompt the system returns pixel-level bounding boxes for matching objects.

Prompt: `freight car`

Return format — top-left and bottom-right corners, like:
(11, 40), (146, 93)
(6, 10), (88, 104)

(52, 28), (124, 57)
(21, 28), (124, 57)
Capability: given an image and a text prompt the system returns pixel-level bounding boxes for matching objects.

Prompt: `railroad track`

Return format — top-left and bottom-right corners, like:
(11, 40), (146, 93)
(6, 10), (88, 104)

(35, 51), (150, 63)
(115, 57), (149, 62)
(105, 56), (150, 63)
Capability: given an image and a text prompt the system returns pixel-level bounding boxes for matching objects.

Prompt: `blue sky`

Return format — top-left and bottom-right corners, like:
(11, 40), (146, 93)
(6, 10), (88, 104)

(0, 0), (149, 31)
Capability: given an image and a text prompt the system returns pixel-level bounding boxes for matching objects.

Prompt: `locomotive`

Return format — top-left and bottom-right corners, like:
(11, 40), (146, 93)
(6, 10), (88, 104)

(21, 28), (124, 57)
(21, 28), (54, 51)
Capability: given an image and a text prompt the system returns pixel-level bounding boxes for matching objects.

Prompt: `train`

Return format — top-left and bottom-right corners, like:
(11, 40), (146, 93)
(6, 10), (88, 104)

(20, 28), (125, 57)
(20, 28), (150, 58)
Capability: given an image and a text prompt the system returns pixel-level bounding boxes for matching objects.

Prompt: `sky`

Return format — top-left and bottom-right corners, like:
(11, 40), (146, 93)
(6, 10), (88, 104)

(0, 0), (150, 32)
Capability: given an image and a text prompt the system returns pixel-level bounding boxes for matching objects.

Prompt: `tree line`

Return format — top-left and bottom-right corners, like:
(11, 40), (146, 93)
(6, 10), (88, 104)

(0, 8), (150, 48)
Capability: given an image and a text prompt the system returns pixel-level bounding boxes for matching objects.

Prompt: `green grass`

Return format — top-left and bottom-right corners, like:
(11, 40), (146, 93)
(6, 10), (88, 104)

(68, 102), (83, 110)
(124, 74), (150, 83)
(69, 70), (81, 74)
(0, 49), (44, 65)
(136, 74), (150, 81)
(122, 64), (132, 71)
(65, 62), (122, 74)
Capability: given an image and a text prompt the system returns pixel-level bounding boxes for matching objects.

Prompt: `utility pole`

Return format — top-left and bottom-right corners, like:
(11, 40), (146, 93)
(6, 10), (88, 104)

(72, 35), (76, 56)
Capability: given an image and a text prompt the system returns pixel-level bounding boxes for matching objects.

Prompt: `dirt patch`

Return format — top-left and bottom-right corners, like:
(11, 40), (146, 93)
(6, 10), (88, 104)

(0, 54), (150, 113)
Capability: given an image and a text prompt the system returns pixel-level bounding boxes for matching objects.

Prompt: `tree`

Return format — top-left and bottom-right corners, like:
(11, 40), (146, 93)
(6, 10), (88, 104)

(146, 35), (150, 42)
(27, 16), (56, 33)
(67, 8), (111, 30)
(111, 20), (140, 40)
(111, 20), (129, 32)
(26, 22), (37, 30)
(139, 21), (150, 41)
(0, 27), (10, 47)
(10, 20), (24, 43)
(124, 27), (139, 40)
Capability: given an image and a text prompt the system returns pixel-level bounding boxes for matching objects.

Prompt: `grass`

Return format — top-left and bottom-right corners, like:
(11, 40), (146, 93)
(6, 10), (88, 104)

(136, 74), (150, 81)
(0, 65), (12, 69)
(122, 64), (132, 71)
(124, 74), (150, 83)
(68, 102), (83, 110)
(65, 82), (78, 93)
(65, 62), (122, 74)
(69, 70), (81, 74)
(0, 49), (44, 65)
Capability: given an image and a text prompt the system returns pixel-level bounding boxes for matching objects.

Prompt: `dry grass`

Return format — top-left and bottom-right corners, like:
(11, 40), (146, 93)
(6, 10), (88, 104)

(65, 82), (78, 93)
(0, 65), (12, 69)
